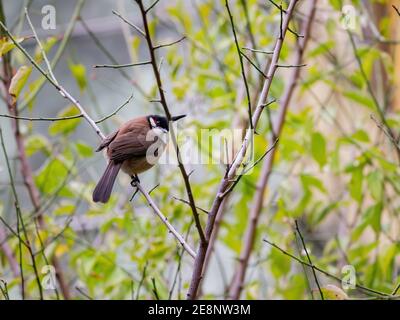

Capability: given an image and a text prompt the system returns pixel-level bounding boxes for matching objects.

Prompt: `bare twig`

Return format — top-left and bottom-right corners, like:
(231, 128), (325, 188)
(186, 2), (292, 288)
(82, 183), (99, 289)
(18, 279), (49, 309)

(154, 36), (186, 50)
(136, 184), (196, 259)
(263, 239), (393, 298)
(226, 0), (253, 129)
(112, 10), (146, 38)
(19, 0), (85, 111)
(0, 93), (133, 123)
(242, 47), (274, 55)
(294, 220), (324, 300)
(93, 61), (152, 69)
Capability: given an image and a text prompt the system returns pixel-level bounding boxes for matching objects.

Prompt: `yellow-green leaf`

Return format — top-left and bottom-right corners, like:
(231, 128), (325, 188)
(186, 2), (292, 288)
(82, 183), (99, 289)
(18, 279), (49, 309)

(9, 65), (32, 100)
(69, 63), (87, 91)
(0, 37), (24, 56)
(320, 285), (348, 300)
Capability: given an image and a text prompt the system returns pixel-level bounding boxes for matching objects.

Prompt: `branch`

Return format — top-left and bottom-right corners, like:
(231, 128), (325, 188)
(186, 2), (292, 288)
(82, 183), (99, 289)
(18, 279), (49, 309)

(136, 184), (196, 259)
(93, 61), (152, 69)
(226, 0), (253, 129)
(19, 0), (85, 112)
(1, 9), (194, 276)
(228, 0), (317, 299)
(0, 128), (43, 299)
(263, 239), (393, 299)
(294, 220), (324, 300)
(131, 0), (206, 244)
(153, 36), (186, 50)
(187, 0), (300, 300)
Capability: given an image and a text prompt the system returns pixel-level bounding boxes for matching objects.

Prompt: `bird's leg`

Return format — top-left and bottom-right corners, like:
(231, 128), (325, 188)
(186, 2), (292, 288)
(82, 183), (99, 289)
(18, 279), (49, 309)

(130, 174), (140, 201)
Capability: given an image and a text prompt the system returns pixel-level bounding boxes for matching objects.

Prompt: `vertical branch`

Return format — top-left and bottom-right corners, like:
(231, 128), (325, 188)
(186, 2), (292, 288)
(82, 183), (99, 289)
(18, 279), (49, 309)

(133, 0), (206, 243)
(225, 0), (253, 129)
(186, 0), (300, 300)
(0, 8), (71, 299)
(228, 0), (317, 299)
(0, 128), (43, 299)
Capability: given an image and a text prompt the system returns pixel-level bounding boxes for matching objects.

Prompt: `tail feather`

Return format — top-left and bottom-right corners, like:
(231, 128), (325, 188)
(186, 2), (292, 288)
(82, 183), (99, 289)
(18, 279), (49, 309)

(93, 161), (122, 203)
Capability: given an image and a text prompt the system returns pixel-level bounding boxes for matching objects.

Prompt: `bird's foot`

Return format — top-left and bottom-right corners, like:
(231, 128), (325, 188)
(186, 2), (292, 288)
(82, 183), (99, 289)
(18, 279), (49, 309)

(130, 174), (140, 187)
(129, 175), (140, 201)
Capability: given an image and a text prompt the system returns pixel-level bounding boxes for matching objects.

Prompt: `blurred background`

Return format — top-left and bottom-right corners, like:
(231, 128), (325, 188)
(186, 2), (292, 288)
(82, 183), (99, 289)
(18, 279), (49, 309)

(0, 0), (400, 300)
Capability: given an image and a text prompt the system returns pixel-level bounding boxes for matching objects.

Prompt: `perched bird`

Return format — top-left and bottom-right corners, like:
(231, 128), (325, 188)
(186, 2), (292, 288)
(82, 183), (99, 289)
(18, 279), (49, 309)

(93, 114), (186, 203)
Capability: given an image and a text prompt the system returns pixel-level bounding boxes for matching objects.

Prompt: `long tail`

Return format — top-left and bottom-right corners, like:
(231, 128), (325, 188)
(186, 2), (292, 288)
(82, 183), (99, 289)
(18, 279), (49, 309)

(92, 161), (122, 203)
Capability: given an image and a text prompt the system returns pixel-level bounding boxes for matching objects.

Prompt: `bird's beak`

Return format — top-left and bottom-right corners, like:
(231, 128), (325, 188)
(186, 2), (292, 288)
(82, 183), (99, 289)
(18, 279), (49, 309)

(171, 114), (186, 121)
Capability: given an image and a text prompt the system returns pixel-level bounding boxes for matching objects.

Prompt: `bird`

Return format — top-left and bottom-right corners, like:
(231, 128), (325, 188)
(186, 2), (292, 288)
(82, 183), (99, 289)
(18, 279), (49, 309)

(92, 114), (186, 203)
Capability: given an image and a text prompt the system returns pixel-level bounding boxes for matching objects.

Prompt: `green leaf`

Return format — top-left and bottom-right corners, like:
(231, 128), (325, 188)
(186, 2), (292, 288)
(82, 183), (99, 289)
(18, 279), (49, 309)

(75, 141), (93, 158)
(349, 166), (363, 203)
(35, 158), (74, 196)
(343, 91), (375, 110)
(25, 134), (50, 156)
(69, 63), (87, 91)
(350, 129), (370, 143)
(49, 105), (81, 136)
(367, 170), (383, 201)
(311, 132), (327, 168)
(364, 202), (382, 233)
(9, 65), (32, 100)
(300, 174), (326, 193)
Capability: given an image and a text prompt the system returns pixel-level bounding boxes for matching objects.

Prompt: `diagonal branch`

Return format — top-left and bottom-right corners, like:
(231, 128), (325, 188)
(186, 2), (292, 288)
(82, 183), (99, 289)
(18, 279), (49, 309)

(1, 10), (195, 271)
(186, 0), (300, 300)
(228, 0), (317, 299)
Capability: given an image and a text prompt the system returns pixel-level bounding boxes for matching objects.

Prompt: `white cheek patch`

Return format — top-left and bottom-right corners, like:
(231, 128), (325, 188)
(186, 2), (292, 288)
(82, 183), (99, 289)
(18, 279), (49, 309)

(151, 127), (168, 144)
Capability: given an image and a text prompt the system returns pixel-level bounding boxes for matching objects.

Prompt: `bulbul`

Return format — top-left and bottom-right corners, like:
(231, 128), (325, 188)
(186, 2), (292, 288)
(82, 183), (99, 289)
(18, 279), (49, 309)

(92, 114), (186, 203)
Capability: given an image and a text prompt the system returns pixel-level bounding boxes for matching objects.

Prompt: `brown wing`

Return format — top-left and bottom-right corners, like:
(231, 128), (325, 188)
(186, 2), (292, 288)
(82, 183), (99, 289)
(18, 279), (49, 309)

(107, 121), (157, 163)
(96, 130), (119, 152)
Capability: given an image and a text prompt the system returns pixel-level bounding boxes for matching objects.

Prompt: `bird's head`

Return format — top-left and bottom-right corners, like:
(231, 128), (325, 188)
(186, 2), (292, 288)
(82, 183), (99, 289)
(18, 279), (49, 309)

(147, 114), (186, 132)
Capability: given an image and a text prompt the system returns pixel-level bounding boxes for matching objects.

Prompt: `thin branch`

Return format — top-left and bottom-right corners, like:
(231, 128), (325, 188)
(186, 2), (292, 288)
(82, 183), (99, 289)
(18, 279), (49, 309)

(226, 0), (253, 129)
(172, 196), (209, 214)
(136, 184), (196, 259)
(0, 128), (43, 299)
(347, 29), (400, 163)
(95, 93), (133, 123)
(2, 9), (192, 278)
(154, 36), (186, 50)
(242, 47), (273, 55)
(276, 63), (307, 68)
(112, 10), (146, 38)
(295, 220), (324, 300)
(25, 7), (57, 84)
(187, 0), (300, 300)
(146, 0), (161, 13)
(0, 94), (133, 123)
(240, 51), (268, 78)
(392, 5), (400, 17)
(132, 0), (206, 244)
(370, 114), (400, 151)
(19, 0), (84, 111)
(93, 61), (151, 69)
(263, 239), (393, 298)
